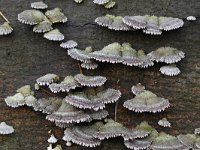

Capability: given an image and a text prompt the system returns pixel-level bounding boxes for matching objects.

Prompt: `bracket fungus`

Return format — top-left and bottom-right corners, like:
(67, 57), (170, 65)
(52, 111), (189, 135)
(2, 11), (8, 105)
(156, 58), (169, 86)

(123, 84), (170, 113)
(177, 134), (199, 149)
(36, 73), (59, 86)
(65, 88), (121, 110)
(160, 65), (181, 76)
(93, 0), (116, 9)
(148, 47), (185, 64)
(158, 118), (171, 128)
(33, 20), (53, 33)
(96, 15), (184, 35)
(45, 8), (67, 23)
(131, 83), (145, 95)
(137, 50), (154, 68)
(0, 22), (13, 35)
(60, 40), (78, 49)
(74, 0), (84, 3)
(31, 1), (48, 9)
(43, 29), (65, 41)
(93, 0), (110, 5)
(0, 122), (14, 135)
(18, 10), (47, 25)
(151, 132), (185, 150)
(124, 139), (152, 150)
(81, 61), (98, 70)
(74, 74), (107, 87)
(48, 134), (58, 144)
(49, 76), (81, 93)
(186, 16), (197, 21)
(104, 1), (116, 9)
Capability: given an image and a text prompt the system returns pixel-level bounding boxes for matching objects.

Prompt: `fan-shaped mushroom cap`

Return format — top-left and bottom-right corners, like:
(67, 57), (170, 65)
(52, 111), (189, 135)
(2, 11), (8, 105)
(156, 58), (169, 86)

(36, 73), (59, 86)
(74, 74), (107, 87)
(16, 85), (34, 97)
(33, 97), (62, 114)
(123, 15), (148, 29)
(148, 47), (185, 64)
(0, 122), (14, 135)
(104, 0), (116, 9)
(0, 22), (13, 35)
(95, 14), (115, 27)
(45, 8), (67, 23)
(123, 90), (170, 113)
(44, 29), (64, 41)
(63, 122), (102, 147)
(49, 76), (80, 93)
(124, 139), (151, 150)
(46, 100), (91, 123)
(195, 128), (200, 135)
(90, 42), (122, 63)
(137, 50), (154, 68)
(33, 20), (53, 33)
(159, 17), (184, 31)
(5, 93), (25, 108)
(158, 118), (171, 127)
(48, 134), (58, 144)
(143, 16), (162, 35)
(177, 134), (197, 149)
(31, 1), (48, 9)
(93, 0), (109, 5)
(121, 43), (143, 66)
(131, 83), (145, 95)
(18, 9), (47, 25)
(60, 40), (78, 49)
(108, 16), (131, 31)
(151, 132), (185, 150)
(74, 0), (84, 3)
(186, 16), (196, 21)
(25, 95), (37, 107)
(81, 60), (98, 70)
(68, 47), (92, 63)
(160, 65), (181, 76)
(88, 109), (109, 121)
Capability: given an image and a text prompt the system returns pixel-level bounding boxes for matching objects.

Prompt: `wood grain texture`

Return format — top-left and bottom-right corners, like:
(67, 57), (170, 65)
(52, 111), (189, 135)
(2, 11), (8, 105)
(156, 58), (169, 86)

(0, 0), (200, 149)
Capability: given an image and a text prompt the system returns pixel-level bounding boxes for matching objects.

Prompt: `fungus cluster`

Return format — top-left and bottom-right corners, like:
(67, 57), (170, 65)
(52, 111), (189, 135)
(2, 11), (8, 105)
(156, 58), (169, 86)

(95, 14), (184, 35)
(93, 0), (116, 9)
(123, 83), (170, 113)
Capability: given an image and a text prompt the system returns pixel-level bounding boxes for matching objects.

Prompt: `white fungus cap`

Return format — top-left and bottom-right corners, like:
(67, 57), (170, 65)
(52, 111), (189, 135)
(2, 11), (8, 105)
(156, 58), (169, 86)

(186, 16), (197, 21)
(0, 122), (14, 135)
(48, 134), (58, 144)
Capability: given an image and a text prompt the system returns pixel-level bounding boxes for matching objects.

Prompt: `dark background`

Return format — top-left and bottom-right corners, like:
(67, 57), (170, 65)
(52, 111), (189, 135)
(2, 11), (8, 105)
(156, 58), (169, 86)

(0, 0), (199, 149)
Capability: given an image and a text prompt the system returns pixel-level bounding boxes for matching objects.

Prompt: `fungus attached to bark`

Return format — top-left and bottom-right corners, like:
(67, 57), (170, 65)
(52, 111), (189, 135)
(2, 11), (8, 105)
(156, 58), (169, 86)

(46, 100), (91, 124)
(160, 65), (181, 76)
(104, 0), (116, 9)
(122, 15), (148, 29)
(151, 132), (185, 150)
(148, 47), (185, 64)
(93, 0), (109, 5)
(123, 85), (170, 113)
(0, 122), (14, 135)
(68, 46), (92, 63)
(124, 139), (151, 150)
(0, 22), (13, 35)
(31, 1), (48, 9)
(131, 83), (145, 95)
(90, 42), (122, 63)
(137, 50), (154, 68)
(159, 17), (184, 31)
(33, 20), (53, 33)
(48, 134), (58, 144)
(186, 16), (197, 21)
(74, 0), (84, 3)
(95, 14), (115, 27)
(158, 118), (171, 127)
(195, 128), (200, 135)
(43, 29), (65, 41)
(5, 93), (25, 108)
(88, 109), (109, 121)
(143, 16), (162, 35)
(108, 16), (131, 31)
(74, 74), (107, 87)
(18, 10), (47, 25)
(36, 73), (59, 86)
(60, 40), (78, 49)
(49, 76), (80, 93)
(45, 8), (67, 23)
(81, 61), (98, 70)
(177, 134), (197, 149)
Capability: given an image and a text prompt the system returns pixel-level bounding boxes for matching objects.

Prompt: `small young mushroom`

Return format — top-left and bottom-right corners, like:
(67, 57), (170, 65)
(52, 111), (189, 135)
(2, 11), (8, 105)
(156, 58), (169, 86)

(45, 8), (67, 23)
(93, 0), (109, 5)
(74, 74), (107, 87)
(186, 16), (197, 21)
(68, 46), (92, 63)
(0, 122), (14, 135)
(81, 61), (98, 70)
(34, 83), (40, 90)
(158, 118), (171, 127)
(143, 16), (162, 35)
(89, 42), (122, 63)
(104, 0), (116, 9)
(95, 14), (115, 27)
(177, 134), (197, 149)
(49, 76), (81, 93)
(48, 134), (58, 144)
(18, 10), (47, 25)
(60, 40), (78, 49)
(36, 73), (59, 86)
(195, 128), (200, 135)
(148, 47), (185, 64)
(0, 22), (13, 35)
(108, 16), (131, 31)
(74, 0), (84, 3)
(123, 86), (170, 113)
(160, 64), (181, 76)
(131, 83), (145, 95)
(31, 1), (48, 9)
(43, 29), (65, 41)
(33, 20), (53, 33)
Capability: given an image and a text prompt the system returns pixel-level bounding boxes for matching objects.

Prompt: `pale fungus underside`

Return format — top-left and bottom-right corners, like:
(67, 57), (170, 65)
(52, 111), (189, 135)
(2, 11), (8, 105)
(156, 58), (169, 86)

(93, 0), (116, 9)
(0, 122), (14, 135)
(0, 22), (13, 35)
(158, 118), (171, 128)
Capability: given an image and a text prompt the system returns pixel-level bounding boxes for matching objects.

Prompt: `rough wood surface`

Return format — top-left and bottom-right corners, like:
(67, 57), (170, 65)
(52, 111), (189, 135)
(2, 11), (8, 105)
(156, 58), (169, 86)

(0, 0), (200, 149)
